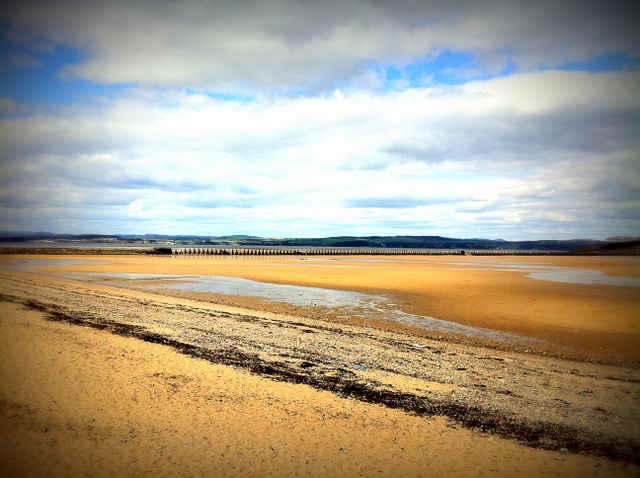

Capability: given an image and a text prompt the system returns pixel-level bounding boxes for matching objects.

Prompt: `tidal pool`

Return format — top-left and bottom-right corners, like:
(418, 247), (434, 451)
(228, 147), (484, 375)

(526, 268), (640, 286)
(54, 271), (541, 345)
(6, 257), (637, 346)
(301, 257), (640, 286)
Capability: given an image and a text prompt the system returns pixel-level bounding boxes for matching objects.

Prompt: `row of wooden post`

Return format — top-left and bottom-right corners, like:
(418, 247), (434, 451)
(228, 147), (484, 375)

(171, 248), (464, 256)
(170, 248), (559, 256)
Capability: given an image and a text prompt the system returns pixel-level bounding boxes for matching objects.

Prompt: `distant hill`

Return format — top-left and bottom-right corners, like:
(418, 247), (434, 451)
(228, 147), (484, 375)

(217, 235), (261, 240)
(0, 231), (57, 237)
(0, 232), (122, 242)
(572, 240), (640, 255)
(1, 232), (637, 254)
(264, 235), (607, 252)
(605, 236), (640, 242)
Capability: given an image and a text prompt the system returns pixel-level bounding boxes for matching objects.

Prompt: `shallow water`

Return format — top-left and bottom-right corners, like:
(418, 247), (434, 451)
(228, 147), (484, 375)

(43, 270), (539, 345)
(4, 257), (638, 345)
(5, 259), (105, 270)
(526, 269), (640, 286)
(306, 258), (640, 286)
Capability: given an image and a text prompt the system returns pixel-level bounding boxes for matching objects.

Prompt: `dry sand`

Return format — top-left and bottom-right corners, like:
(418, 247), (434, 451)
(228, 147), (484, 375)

(1, 254), (639, 477)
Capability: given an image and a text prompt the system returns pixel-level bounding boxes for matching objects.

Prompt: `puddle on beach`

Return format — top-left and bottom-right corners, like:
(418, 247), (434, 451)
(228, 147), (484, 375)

(4, 257), (639, 345)
(526, 269), (640, 286)
(5, 259), (105, 270)
(19, 264), (541, 345)
(324, 258), (640, 286)
(98, 273), (523, 340)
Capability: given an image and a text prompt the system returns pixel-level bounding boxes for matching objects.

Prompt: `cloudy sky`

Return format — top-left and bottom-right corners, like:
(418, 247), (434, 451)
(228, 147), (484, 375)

(1, 0), (638, 239)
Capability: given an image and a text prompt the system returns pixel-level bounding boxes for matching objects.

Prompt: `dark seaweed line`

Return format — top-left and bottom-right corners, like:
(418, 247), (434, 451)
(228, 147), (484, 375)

(1, 293), (638, 463)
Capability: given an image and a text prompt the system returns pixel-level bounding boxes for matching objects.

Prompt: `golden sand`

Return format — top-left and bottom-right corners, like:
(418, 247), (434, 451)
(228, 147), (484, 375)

(29, 254), (640, 362)
(1, 254), (639, 476)
(1, 300), (637, 477)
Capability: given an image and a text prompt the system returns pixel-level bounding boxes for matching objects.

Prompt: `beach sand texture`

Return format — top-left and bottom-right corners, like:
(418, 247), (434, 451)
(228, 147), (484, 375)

(1, 254), (639, 476)
(24, 254), (640, 362)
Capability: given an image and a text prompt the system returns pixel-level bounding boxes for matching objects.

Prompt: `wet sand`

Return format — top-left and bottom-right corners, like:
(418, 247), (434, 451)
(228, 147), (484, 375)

(20, 254), (640, 362)
(1, 254), (639, 476)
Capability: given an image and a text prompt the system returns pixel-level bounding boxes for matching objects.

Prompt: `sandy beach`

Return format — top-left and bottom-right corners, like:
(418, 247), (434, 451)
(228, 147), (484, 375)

(1, 254), (639, 476)
(22, 253), (640, 362)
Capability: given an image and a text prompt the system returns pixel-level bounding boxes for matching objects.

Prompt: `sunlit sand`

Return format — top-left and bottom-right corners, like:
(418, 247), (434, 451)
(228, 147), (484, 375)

(1, 253), (639, 476)
(16, 253), (640, 362)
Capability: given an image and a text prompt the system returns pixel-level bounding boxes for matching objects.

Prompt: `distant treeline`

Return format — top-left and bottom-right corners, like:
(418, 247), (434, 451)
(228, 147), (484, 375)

(253, 236), (604, 252)
(2, 233), (639, 254)
(194, 235), (626, 252)
(571, 240), (640, 255)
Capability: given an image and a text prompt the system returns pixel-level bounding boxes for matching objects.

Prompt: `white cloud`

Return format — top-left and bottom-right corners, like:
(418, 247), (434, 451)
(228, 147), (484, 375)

(2, 0), (638, 92)
(464, 70), (640, 114)
(128, 199), (145, 213)
(1, 69), (638, 238)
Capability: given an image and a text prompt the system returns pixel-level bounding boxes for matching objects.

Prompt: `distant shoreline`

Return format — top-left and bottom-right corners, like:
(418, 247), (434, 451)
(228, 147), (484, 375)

(0, 247), (156, 255)
(1, 244), (638, 256)
(3, 233), (639, 254)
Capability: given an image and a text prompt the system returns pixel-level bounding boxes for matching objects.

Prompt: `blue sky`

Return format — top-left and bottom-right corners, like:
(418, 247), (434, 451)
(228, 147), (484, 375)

(1, 0), (639, 239)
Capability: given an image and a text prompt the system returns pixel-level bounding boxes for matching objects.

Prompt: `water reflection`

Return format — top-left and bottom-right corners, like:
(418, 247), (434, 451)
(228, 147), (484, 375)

(327, 258), (640, 286)
(5, 257), (638, 345)
(60, 271), (541, 345)
(526, 269), (640, 286)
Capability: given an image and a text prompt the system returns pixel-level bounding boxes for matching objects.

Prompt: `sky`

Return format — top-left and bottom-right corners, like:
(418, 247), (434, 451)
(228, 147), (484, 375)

(0, 0), (639, 240)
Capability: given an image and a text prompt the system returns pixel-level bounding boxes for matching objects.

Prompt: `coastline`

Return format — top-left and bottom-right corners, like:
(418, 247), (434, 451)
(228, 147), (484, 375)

(7, 253), (640, 363)
(2, 299), (637, 477)
(1, 254), (639, 475)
